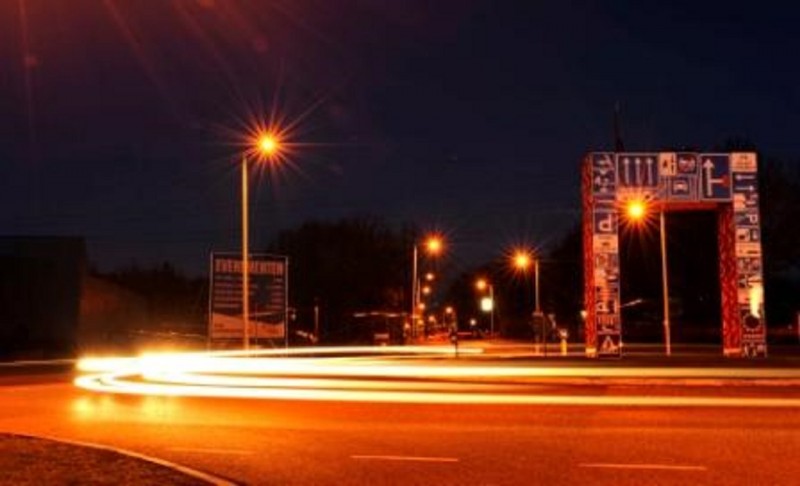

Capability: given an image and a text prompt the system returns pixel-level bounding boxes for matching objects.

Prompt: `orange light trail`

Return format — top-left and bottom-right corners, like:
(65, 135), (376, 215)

(74, 347), (800, 407)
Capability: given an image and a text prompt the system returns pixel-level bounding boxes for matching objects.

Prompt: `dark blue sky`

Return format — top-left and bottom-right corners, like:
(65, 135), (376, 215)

(2, 0), (799, 275)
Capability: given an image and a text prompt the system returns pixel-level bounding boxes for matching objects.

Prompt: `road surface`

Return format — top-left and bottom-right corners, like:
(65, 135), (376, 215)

(1, 362), (799, 485)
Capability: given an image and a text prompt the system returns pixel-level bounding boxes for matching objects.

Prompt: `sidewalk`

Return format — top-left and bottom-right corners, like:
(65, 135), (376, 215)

(0, 433), (235, 486)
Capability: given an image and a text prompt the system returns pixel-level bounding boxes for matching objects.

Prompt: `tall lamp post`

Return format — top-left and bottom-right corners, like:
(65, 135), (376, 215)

(626, 199), (671, 356)
(659, 209), (671, 356)
(475, 278), (495, 337)
(242, 134), (281, 351)
(410, 236), (443, 338)
(513, 249), (544, 354)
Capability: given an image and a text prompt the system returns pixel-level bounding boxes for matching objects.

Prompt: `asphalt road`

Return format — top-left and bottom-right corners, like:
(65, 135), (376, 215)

(1, 370), (799, 485)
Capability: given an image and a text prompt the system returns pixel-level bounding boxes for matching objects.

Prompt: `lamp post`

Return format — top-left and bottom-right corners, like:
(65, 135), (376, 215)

(626, 199), (671, 356)
(410, 235), (443, 338)
(476, 278), (495, 337)
(513, 249), (544, 354)
(445, 306), (455, 333)
(241, 134), (281, 351)
(659, 210), (671, 356)
(242, 153), (250, 351)
(512, 251), (541, 313)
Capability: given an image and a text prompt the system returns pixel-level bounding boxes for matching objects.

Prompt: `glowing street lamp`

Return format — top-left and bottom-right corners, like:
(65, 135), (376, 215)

(475, 278), (495, 336)
(512, 249), (540, 314)
(257, 135), (279, 155)
(624, 198), (671, 356)
(444, 306), (455, 333)
(626, 199), (647, 221)
(410, 235), (445, 338)
(513, 248), (546, 354)
(241, 132), (282, 351)
(425, 236), (443, 255)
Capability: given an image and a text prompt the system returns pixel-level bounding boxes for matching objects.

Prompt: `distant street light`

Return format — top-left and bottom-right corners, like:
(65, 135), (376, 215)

(625, 198), (671, 356)
(475, 278), (495, 336)
(445, 306), (455, 333)
(241, 133), (281, 351)
(410, 235), (445, 338)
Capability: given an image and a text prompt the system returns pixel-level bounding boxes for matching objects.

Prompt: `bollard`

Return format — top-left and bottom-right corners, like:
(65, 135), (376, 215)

(558, 329), (569, 356)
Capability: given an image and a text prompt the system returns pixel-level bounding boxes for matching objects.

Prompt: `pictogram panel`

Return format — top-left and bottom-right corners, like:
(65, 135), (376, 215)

(581, 152), (765, 358)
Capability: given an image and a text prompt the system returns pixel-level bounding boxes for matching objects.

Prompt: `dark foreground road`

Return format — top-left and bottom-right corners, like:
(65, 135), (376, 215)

(1, 370), (799, 485)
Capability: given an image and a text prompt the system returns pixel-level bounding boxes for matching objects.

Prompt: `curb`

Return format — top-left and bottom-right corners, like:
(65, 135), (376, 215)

(484, 377), (800, 388)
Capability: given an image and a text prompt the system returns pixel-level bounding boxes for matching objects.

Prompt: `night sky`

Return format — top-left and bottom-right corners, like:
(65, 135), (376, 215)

(2, 0), (799, 275)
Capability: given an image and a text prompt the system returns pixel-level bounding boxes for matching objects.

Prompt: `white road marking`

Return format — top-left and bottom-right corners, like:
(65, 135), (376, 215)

(351, 455), (459, 463)
(579, 463), (707, 471)
(168, 447), (254, 455)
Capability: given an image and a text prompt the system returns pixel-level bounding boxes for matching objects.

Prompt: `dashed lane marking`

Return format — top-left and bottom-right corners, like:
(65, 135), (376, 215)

(351, 455), (459, 463)
(579, 463), (707, 471)
(169, 447), (254, 456)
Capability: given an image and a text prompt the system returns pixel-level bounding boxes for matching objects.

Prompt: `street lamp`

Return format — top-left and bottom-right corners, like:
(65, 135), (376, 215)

(241, 133), (281, 350)
(445, 306), (455, 334)
(512, 249), (540, 314)
(513, 248), (544, 354)
(625, 198), (671, 356)
(410, 235), (444, 339)
(475, 278), (495, 337)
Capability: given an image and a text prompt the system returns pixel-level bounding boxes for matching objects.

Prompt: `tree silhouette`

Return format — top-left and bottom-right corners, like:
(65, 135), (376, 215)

(268, 217), (410, 342)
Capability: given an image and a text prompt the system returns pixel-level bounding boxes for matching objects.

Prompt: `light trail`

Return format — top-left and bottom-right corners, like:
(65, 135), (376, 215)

(73, 347), (800, 407)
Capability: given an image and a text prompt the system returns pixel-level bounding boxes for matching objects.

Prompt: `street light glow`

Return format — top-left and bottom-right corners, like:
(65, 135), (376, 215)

(626, 199), (647, 221)
(425, 236), (443, 255)
(476, 278), (487, 291)
(257, 134), (279, 155)
(513, 250), (532, 271)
